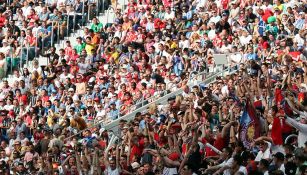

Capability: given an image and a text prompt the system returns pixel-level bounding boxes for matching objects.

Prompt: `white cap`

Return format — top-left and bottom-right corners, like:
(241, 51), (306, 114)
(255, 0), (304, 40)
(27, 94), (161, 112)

(131, 162), (140, 169)
(89, 76), (96, 83)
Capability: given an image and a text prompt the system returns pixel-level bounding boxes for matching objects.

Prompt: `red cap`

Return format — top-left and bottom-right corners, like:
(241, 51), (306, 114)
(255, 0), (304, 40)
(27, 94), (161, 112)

(168, 152), (180, 161)
(8, 110), (15, 116)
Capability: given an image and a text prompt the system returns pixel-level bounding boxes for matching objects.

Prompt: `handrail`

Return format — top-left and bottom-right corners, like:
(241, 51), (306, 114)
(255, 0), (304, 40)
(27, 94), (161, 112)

(115, 68), (213, 119)
(64, 66), (234, 140)
(114, 52), (242, 118)
(104, 67), (235, 131)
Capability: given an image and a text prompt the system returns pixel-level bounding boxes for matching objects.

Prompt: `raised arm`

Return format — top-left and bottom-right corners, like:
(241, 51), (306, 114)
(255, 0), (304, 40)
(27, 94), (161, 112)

(285, 116), (307, 132)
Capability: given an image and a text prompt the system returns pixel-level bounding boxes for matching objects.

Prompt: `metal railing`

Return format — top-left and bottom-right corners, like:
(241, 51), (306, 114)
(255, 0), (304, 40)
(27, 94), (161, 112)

(64, 64), (237, 140)
(114, 70), (211, 119)
(3, 0), (110, 80)
(112, 52), (242, 119)
(105, 66), (236, 131)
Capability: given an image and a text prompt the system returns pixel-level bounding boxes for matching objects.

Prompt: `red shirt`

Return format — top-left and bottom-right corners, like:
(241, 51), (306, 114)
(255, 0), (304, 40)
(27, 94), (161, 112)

(153, 133), (167, 147)
(162, 0), (171, 7)
(258, 41), (269, 50)
(65, 46), (73, 57)
(27, 14), (39, 26)
(17, 95), (28, 105)
(126, 31), (137, 42)
(41, 95), (49, 104)
(202, 135), (226, 156)
(221, 0), (229, 9)
(118, 90), (127, 101)
(0, 16), (6, 28)
(25, 35), (36, 46)
(130, 141), (144, 162)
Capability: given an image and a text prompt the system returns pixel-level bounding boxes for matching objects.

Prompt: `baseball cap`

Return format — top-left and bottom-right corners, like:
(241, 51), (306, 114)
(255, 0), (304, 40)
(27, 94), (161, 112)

(131, 162), (140, 169)
(68, 88), (74, 92)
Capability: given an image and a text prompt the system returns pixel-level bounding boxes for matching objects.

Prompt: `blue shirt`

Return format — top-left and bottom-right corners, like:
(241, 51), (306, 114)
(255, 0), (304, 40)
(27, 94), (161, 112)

(294, 19), (304, 30)
(108, 109), (119, 120)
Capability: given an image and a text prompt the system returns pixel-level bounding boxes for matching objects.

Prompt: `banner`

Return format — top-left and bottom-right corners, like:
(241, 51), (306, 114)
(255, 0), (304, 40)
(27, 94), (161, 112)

(239, 100), (261, 149)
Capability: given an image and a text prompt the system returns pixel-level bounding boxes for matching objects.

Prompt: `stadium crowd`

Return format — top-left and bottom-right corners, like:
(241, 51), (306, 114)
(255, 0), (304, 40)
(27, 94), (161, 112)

(0, 0), (306, 174)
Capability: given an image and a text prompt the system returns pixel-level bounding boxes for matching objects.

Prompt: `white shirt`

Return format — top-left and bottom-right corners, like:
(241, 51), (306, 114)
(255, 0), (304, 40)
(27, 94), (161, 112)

(114, 30), (126, 40)
(162, 167), (178, 175)
(35, 6), (43, 15)
(32, 66), (43, 75)
(221, 85), (229, 96)
(279, 164), (285, 174)
(164, 11), (175, 20)
(22, 6), (32, 17)
(57, 0), (67, 7)
(218, 158), (234, 175)
(209, 16), (221, 24)
(78, 63), (90, 74)
(208, 30), (216, 40)
(230, 53), (242, 64)
(261, 4), (273, 11)
(97, 110), (106, 117)
(239, 35), (252, 45)
(294, 34), (304, 47)
(179, 40), (190, 49)
(4, 104), (14, 111)
(0, 46), (11, 56)
(104, 166), (120, 175)
(236, 166), (248, 175)
(286, 117), (307, 148)
(32, 26), (42, 36)
(219, 44), (232, 53)
(59, 73), (74, 83)
(255, 142), (272, 161)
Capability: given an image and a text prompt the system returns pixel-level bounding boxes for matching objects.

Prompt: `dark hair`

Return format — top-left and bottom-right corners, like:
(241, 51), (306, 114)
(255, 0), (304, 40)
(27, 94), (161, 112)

(233, 154), (243, 166)
(259, 159), (269, 169)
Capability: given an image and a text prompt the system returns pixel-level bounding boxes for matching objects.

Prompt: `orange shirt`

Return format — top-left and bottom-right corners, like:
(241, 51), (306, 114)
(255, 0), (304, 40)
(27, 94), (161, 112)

(122, 22), (132, 31)
(91, 34), (100, 45)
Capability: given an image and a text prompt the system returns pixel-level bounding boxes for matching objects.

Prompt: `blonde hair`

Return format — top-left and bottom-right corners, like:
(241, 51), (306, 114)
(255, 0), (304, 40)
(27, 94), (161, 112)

(148, 103), (157, 115)
(175, 95), (183, 107)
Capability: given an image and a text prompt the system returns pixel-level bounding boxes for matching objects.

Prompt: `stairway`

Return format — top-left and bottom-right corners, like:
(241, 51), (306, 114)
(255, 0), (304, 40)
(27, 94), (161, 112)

(4, 0), (126, 86)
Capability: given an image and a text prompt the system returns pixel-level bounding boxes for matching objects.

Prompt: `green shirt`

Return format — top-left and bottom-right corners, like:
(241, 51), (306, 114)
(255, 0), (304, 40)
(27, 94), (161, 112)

(90, 23), (103, 33)
(74, 43), (86, 54)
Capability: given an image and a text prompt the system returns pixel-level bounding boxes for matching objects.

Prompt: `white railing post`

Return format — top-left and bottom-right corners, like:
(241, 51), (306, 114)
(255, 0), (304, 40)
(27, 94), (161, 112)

(51, 21), (54, 46)
(88, 0), (91, 22)
(10, 47), (13, 74)
(20, 39), (23, 70)
(82, 0), (85, 25)
(35, 30), (38, 58)
(26, 44), (29, 67)
(67, 13), (70, 38)
(57, 22), (60, 44)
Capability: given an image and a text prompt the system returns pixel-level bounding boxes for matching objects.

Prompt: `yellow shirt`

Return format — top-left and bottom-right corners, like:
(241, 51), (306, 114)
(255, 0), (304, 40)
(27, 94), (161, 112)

(85, 43), (95, 55)
(111, 51), (120, 64)
(171, 42), (178, 49)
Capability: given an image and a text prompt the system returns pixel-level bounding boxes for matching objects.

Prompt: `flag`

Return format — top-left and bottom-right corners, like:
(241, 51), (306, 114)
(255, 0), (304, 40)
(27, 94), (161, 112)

(275, 88), (283, 104)
(271, 117), (283, 145)
(281, 100), (294, 134)
(298, 92), (305, 104)
(288, 51), (301, 62)
(283, 99), (293, 117)
(239, 100), (261, 149)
